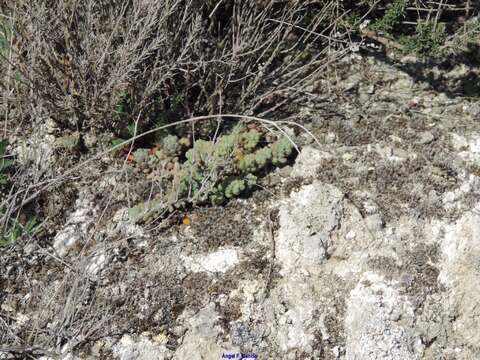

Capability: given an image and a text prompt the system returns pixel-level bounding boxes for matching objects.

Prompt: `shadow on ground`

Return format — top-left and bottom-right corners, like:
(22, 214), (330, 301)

(362, 42), (480, 98)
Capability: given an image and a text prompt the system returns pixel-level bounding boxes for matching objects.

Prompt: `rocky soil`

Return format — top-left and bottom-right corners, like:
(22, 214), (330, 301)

(2, 49), (480, 359)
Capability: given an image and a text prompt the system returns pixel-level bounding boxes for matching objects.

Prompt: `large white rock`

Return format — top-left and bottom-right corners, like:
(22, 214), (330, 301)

(113, 334), (171, 360)
(182, 248), (240, 274)
(425, 203), (480, 353)
(174, 303), (238, 360)
(53, 192), (97, 257)
(276, 181), (344, 274)
(290, 146), (332, 178)
(345, 272), (421, 360)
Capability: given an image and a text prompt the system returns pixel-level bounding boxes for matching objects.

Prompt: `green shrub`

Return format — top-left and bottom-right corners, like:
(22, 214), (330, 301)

(361, 0), (469, 57)
(370, 0), (409, 35)
(400, 22), (447, 56)
(0, 216), (38, 247)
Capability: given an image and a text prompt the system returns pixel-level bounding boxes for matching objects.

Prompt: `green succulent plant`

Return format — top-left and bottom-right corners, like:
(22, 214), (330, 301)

(179, 126), (293, 206)
(400, 22), (447, 56)
(161, 134), (180, 155)
(271, 137), (293, 165)
(127, 125), (294, 223)
(133, 148), (150, 163)
(128, 198), (164, 223)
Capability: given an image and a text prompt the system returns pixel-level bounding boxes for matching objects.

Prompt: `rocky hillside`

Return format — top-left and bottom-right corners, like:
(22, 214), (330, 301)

(2, 49), (480, 359)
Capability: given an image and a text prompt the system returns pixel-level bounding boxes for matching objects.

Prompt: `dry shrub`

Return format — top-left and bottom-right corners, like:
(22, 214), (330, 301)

(1, 0), (351, 136)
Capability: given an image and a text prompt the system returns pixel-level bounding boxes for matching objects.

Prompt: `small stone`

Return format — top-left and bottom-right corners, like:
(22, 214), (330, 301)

(391, 78), (413, 90)
(363, 199), (378, 215)
(408, 99), (418, 108)
(451, 133), (469, 151)
(326, 132), (337, 143)
(388, 135), (403, 144)
(389, 307), (401, 321)
(413, 338), (425, 356)
(44, 118), (58, 134)
(416, 131), (435, 145)
(344, 74), (362, 91)
(83, 133), (97, 148)
(233, 213), (243, 223)
(332, 346), (340, 358)
(392, 147), (409, 159)
(24, 243), (36, 256)
(443, 191), (457, 204)
(87, 253), (107, 276)
(278, 165), (293, 178)
(291, 147), (332, 178)
(400, 55), (418, 64)
(427, 190), (439, 205)
(16, 313), (29, 326)
(152, 333), (168, 344)
(182, 249), (239, 273)
(269, 173), (281, 186)
(446, 64), (469, 78)
(364, 84), (375, 94)
(346, 231), (356, 240)
(365, 214), (384, 231)
(1, 303), (15, 312)
(359, 92), (370, 105)
(466, 103), (480, 117)
(430, 106), (444, 115)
